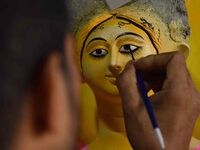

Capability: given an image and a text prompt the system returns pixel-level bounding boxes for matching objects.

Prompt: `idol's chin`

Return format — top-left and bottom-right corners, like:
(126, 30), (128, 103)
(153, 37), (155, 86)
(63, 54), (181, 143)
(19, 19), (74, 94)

(104, 89), (120, 96)
(87, 83), (122, 104)
(86, 80), (120, 97)
(97, 84), (120, 97)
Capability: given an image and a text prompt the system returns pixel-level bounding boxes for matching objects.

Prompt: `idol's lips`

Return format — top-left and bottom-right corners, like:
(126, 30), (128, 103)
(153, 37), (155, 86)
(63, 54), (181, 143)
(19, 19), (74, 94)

(105, 75), (117, 85)
(105, 74), (117, 78)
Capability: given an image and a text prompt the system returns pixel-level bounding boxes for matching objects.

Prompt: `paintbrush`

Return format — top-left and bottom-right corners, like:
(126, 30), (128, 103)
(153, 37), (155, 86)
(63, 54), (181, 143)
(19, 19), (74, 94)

(103, 0), (165, 149)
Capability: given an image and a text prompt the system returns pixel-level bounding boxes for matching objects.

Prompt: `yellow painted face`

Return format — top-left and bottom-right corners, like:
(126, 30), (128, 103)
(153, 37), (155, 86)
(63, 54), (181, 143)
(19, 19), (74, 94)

(81, 17), (157, 95)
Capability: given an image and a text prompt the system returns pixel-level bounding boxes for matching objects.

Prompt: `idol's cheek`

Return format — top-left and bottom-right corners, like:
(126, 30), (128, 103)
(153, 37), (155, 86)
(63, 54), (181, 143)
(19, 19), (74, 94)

(82, 59), (109, 83)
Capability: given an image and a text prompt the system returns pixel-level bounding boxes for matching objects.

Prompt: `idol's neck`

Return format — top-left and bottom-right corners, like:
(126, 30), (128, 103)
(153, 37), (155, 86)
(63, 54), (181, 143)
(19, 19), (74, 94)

(94, 90), (126, 133)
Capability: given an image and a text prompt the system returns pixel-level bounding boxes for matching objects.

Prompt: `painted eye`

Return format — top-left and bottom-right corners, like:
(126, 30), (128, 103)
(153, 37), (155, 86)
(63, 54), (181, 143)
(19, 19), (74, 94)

(120, 44), (139, 53)
(90, 49), (108, 57)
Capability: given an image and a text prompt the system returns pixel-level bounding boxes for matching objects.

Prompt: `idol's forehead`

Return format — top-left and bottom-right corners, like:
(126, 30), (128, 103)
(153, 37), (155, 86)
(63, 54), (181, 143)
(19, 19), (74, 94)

(85, 17), (149, 46)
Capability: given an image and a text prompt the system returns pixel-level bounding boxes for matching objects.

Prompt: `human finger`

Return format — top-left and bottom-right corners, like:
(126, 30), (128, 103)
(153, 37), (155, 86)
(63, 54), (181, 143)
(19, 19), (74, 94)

(116, 61), (160, 149)
(116, 61), (141, 107)
(135, 52), (188, 89)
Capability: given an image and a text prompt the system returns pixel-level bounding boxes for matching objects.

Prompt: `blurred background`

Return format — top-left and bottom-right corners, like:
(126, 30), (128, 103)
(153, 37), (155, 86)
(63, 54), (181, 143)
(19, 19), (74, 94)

(186, 0), (200, 139)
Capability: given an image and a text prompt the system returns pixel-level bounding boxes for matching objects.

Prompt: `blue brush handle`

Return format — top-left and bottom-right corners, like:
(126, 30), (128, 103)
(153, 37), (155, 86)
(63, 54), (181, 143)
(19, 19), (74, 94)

(136, 71), (158, 129)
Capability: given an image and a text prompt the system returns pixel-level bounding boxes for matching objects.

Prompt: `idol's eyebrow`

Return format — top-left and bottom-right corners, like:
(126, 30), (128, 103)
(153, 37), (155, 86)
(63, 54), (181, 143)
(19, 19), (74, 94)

(115, 32), (144, 40)
(86, 37), (107, 47)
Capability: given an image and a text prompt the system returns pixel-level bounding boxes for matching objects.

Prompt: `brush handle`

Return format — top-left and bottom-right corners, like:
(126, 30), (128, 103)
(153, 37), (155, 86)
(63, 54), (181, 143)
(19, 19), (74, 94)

(136, 71), (158, 128)
(136, 70), (165, 149)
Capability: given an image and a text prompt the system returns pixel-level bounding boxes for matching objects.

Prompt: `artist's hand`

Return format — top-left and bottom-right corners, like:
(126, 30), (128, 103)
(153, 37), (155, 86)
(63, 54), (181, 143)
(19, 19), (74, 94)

(116, 52), (200, 150)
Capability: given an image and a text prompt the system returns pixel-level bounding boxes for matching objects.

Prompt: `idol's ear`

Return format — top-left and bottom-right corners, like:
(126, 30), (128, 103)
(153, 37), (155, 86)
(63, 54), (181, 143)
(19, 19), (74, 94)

(176, 42), (190, 58)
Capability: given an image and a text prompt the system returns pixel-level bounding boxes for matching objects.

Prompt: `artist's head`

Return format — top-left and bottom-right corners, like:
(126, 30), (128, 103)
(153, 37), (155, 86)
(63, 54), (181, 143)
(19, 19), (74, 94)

(0, 0), (80, 149)
(71, 0), (190, 96)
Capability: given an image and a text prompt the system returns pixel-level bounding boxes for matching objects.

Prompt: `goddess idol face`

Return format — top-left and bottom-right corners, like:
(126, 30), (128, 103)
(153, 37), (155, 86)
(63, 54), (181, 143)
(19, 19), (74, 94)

(81, 16), (158, 95)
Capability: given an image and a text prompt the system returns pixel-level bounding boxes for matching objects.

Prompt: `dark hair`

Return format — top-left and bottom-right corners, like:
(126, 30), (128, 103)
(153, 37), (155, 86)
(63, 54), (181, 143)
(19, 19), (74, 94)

(0, 0), (70, 149)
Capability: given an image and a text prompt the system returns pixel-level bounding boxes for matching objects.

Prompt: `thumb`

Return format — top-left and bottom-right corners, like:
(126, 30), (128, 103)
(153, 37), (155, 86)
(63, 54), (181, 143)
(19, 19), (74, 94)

(116, 61), (159, 150)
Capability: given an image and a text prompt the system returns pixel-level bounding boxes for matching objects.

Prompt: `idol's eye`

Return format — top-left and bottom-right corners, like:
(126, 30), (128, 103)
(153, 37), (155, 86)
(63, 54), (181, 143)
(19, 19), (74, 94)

(120, 44), (139, 53)
(90, 49), (108, 57)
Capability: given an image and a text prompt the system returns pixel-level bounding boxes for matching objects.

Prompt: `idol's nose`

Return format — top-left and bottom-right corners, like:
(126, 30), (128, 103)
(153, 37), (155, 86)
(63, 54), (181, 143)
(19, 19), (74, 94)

(109, 64), (122, 76)
(109, 52), (122, 76)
